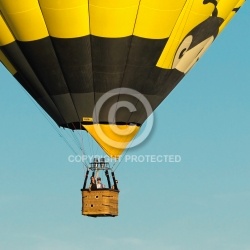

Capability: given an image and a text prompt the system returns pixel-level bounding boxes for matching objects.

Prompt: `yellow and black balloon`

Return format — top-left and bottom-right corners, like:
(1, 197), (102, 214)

(0, 0), (245, 158)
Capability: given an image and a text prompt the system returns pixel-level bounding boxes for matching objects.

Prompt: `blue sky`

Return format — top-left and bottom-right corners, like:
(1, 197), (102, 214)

(1, 4), (250, 250)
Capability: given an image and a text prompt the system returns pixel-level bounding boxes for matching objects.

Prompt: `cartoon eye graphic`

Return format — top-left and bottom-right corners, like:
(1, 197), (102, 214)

(172, 35), (193, 69)
(172, 35), (214, 74)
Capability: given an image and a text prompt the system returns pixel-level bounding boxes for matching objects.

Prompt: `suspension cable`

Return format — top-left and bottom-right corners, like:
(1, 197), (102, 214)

(22, 91), (87, 157)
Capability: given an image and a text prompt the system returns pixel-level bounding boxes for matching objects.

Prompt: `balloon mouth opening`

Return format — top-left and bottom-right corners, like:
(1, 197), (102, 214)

(61, 121), (141, 131)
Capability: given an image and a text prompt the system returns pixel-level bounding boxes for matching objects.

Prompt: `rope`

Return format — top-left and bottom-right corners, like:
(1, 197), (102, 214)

(21, 90), (88, 157)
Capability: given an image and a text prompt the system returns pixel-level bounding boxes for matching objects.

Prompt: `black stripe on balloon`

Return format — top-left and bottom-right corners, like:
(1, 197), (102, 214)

(1, 42), (66, 125)
(14, 72), (66, 125)
(122, 36), (168, 92)
(1, 42), (44, 99)
(91, 35), (131, 93)
(17, 37), (81, 124)
(50, 36), (94, 93)
(98, 36), (168, 124)
(17, 38), (69, 95)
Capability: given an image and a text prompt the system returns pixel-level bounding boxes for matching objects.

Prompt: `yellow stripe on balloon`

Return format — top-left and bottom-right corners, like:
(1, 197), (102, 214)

(0, 0), (48, 41)
(83, 123), (140, 158)
(39, 0), (90, 38)
(0, 50), (17, 75)
(89, 0), (139, 38)
(0, 14), (15, 45)
(134, 0), (187, 39)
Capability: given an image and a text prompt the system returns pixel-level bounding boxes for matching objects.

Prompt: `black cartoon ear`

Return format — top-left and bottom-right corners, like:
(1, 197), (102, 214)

(203, 0), (218, 17)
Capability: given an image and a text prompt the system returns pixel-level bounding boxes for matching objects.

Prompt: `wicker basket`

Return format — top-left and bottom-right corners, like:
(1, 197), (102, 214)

(81, 189), (119, 217)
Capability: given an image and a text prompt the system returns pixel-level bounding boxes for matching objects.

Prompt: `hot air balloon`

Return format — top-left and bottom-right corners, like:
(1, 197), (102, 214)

(0, 0), (246, 217)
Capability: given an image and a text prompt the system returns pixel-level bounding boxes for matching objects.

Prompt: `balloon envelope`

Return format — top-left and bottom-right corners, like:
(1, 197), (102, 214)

(0, 0), (245, 157)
